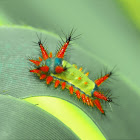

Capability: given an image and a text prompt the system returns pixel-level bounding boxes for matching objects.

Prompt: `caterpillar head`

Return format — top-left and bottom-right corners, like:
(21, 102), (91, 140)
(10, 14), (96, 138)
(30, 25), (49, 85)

(45, 57), (66, 74)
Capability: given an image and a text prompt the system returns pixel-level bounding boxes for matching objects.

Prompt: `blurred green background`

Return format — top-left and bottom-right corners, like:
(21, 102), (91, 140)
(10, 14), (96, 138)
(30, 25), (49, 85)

(0, 0), (140, 139)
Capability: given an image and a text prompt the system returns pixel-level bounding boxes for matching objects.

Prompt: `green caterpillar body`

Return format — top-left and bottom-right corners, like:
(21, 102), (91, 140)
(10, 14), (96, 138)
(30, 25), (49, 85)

(51, 60), (95, 97)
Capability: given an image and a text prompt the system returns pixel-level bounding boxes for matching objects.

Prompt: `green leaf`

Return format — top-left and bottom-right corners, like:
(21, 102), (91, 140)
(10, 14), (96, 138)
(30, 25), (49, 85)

(24, 96), (105, 140)
(0, 95), (79, 140)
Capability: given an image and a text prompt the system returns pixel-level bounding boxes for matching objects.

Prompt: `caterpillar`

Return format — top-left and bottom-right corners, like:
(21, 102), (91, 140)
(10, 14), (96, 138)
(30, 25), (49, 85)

(29, 29), (113, 114)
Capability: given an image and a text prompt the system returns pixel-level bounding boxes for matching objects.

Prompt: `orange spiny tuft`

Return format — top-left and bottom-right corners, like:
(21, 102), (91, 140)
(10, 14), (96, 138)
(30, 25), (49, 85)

(29, 60), (40, 66)
(85, 97), (90, 106)
(39, 44), (49, 60)
(40, 74), (47, 80)
(84, 82), (88, 85)
(61, 82), (66, 90)
(54, 80), (60, 88)
(46, 76), (53, 84)
(40, 66), (49, 73)
(89, 99), (94, 107)
(56, 42), (69, 58)
(30, 69), (40, 74)
(49, 52), (52, 58)
(39, 57), (42, 61)
(93, 91), (107, 101)
(81, 94), (86, 103)
(95, 73), (111, 86)
(95, 79), (102, 86)
(73, 64), (77, 69)
(85, 72), (89, 76)
(93, 99), (104, 114)
(75, 90), (80, 99)
(79, 67), (82, 71)
(78, 77), (82, 80)
(55, 66), (64, 73)
(69, 86), (73, 94)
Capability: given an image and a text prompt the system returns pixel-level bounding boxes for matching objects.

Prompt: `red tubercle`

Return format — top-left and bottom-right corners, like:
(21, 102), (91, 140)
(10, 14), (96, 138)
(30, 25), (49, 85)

(95, 79), (101, 86)
(61, 82), (66, 90)
(29, 60), (40, 66)
(81, 94), (86, 103)
(39, 43), (49, 60)
(54, 80), (60, 88)
(93, 99), (104, 114)
(49, 52), (52, 58)
(55, 66), (65, 73)
(39, 57), (42, 61)
(46, 76), (53, 84)
(93, 91), (107, 101)
(40, 74), (47, 80)
(69, 86), (73, 94)
(75, 90), (81, 99)
(85, 97), (90, 106)
(40, 66), (49, 73)
(85, 72), (89, 76)
(95, 73), (110, 86)
(84, 82), (88, 85)
(79, 67), (83, 71)
(78, 77), (82, 80)
(56, 42), (69, 58)
(73, 64), (77, 69)
(30, 69), (40, 74)
(76, 91), (93, 106)
(89, 99), (94, 107)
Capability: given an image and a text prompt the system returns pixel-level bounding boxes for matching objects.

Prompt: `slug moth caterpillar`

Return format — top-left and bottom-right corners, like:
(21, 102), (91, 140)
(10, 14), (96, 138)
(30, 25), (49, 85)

(29, 29), (114, 114)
